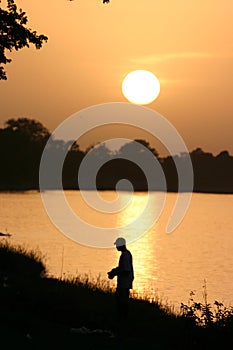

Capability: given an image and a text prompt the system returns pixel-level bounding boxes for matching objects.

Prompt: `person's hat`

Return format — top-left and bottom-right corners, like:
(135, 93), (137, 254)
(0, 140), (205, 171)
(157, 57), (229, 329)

(114, 237), (126, 247)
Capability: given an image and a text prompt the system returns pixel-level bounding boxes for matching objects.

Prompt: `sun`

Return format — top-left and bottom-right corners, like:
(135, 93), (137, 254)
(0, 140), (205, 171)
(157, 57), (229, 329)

(122, 70), (160, 105)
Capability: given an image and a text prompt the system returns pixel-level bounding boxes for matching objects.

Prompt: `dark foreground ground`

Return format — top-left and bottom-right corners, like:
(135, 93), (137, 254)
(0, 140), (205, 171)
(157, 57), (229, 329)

(0, 240), (232, 349)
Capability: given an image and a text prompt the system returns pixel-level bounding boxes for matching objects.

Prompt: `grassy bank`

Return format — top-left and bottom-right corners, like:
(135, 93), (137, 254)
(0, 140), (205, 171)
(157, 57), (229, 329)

(0, 240), (232, 349)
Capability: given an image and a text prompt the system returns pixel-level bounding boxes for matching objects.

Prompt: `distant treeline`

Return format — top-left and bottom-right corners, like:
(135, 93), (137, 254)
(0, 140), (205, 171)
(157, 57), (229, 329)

(0, 118), (232, 193)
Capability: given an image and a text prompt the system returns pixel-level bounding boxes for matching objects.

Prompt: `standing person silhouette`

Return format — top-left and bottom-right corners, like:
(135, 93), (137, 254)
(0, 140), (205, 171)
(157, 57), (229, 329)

(107, 237), (134, 323)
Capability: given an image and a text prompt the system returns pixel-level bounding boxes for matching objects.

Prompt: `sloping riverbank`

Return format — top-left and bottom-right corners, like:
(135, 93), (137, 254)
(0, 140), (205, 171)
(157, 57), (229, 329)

(0, 241), (232, 349)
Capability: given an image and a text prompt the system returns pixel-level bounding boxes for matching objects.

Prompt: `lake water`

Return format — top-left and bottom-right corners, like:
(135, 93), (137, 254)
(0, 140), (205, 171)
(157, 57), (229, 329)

(0, 191), (233, 309)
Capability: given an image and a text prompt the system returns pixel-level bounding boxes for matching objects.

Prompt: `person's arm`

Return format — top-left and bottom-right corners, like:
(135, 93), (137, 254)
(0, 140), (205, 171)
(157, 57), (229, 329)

(107, 266), (129, 279)
(107, 267), (119, 279)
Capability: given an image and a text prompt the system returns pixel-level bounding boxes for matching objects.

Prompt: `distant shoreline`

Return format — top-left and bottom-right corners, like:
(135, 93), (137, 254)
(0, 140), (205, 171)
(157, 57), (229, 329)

(0, 188), (232, 194)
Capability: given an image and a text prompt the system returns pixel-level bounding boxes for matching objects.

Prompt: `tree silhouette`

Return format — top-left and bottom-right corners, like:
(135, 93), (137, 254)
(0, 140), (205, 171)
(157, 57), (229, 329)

(94, 140), (159, 191)
(0, 0), (111, 80)
(0, 0), (48, 80)
(0, 117), (232, 192)
(63, 141), (85, 189)
(189, 148), (233, 193)
(0, 118), (50, 189)
(4, 118), (50, 143)
(118, 139), (159, 158)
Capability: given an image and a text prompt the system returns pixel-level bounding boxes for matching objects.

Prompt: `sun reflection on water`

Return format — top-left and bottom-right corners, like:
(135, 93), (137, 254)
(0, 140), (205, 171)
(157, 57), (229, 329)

(117, 192), (149, 226)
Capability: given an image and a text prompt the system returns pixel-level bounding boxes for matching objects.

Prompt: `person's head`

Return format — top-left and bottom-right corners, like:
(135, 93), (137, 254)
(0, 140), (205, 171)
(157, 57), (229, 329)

(114, 237), (126, 251)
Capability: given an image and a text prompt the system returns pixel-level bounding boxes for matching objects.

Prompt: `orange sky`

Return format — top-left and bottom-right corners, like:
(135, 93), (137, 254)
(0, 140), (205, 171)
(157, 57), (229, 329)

(0, 0), (233, 156)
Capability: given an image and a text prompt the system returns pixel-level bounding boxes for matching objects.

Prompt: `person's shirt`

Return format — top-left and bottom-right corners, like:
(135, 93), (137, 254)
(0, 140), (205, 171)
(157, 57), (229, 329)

(117, 249), (134, 289)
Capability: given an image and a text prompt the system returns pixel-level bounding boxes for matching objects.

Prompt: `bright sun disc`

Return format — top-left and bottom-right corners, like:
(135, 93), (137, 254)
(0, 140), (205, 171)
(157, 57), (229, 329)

(122, 70), (160, 105)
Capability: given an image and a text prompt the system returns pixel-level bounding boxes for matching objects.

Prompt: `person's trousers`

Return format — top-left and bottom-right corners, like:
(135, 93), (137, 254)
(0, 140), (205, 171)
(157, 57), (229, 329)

(115, 287), (130, 321)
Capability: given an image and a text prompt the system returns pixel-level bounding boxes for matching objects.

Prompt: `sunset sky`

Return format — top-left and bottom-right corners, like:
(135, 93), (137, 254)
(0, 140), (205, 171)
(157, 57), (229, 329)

(0, 0), (233, 156)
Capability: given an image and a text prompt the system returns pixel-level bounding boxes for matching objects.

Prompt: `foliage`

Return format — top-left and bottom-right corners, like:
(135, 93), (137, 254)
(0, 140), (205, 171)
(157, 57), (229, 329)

(4, 117), (50, 142)
(0, 117), (233, 191)
(0, 118), (51, 189)
(180, 281), (233, 328)
(118, 139), (159, 158)
(0, 0), (48, 80)
(0, 0), (112, 80)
